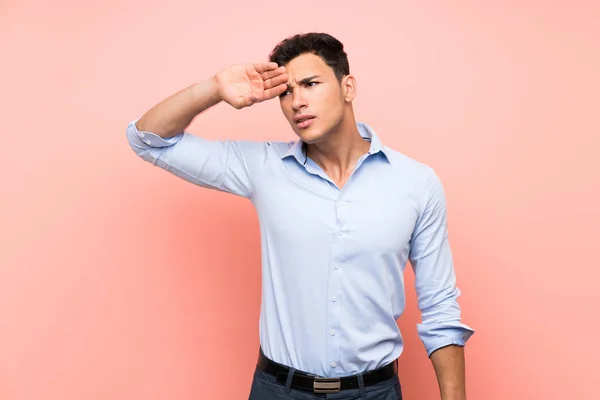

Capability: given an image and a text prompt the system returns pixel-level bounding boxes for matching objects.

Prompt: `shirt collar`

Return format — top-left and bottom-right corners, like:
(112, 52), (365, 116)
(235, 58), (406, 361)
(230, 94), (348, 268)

(282, 122), (390, 164)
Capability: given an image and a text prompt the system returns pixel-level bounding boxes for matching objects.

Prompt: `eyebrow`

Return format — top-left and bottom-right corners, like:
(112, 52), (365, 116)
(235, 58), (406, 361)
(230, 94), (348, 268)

(287, 75), (321, 88)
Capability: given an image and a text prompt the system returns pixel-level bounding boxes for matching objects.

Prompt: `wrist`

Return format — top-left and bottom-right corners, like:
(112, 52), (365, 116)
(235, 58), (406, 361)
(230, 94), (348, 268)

(207, 75), (222, 103)
(441, 395), (465, 400)
(190, 77), (221, 109)
(440, 386), (466, 400)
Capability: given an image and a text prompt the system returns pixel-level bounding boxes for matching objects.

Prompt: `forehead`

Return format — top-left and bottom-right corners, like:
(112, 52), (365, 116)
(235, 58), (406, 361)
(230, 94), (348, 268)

(284, 53), (334, 81)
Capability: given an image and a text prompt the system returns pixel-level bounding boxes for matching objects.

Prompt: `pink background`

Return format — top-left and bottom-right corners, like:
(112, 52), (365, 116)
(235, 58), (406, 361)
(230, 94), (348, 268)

(1, 1), (599, 399)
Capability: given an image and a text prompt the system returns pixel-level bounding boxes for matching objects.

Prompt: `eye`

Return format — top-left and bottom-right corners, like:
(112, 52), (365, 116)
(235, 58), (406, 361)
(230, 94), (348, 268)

(279, 89), (291, 98)
(307, 81), (319, 87)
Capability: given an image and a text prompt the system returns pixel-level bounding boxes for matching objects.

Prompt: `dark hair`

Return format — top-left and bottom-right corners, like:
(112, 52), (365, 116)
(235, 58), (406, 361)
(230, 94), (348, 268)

(268, 32), (350, 81)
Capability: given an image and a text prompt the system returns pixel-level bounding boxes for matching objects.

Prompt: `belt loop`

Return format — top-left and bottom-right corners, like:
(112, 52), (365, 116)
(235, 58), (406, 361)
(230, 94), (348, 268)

(357, 373), (368, 399)
(284, 367), (296, 394)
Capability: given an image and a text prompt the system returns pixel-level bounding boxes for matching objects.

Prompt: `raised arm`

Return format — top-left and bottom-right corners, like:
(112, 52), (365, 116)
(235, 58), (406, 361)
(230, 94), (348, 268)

(125, 63), (288, 198)
(136, 62), (288, 138)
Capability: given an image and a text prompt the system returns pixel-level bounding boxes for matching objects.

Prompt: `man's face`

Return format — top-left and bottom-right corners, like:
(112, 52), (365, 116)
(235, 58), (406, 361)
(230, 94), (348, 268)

(279, 53), (350, 143)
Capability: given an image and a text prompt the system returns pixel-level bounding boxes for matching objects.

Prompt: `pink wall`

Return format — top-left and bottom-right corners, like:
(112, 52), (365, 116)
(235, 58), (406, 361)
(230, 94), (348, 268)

(1, 1), (599, 399)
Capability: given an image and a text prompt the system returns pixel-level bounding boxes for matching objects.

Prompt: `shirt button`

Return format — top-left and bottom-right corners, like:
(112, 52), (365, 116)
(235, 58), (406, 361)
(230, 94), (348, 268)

(337, 231), (343, 236)
(330, 362), (337, 368)
(139, 133), (145, 138)
(331, 296), (336, 302)
(330, 329), (335, 336)
(145, 139), (152, 145)
(334, 265), (339, 270)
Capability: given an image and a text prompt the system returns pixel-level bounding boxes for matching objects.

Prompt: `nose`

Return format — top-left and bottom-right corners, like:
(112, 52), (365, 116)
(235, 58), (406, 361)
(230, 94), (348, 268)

(291, 88), (307, 111)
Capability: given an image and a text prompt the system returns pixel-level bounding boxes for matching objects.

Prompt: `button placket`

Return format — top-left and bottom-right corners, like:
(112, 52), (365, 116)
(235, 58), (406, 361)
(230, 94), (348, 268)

(326, 196), (349, 371)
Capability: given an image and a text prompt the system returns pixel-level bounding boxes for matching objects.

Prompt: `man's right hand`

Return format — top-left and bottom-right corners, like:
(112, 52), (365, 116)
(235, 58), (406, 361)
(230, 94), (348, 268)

(214, 62), (289, 109)
(135, 62), (289, 138)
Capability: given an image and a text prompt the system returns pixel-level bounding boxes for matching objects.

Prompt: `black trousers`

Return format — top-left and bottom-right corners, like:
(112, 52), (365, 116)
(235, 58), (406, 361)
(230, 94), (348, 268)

(248, 366), (402, 399)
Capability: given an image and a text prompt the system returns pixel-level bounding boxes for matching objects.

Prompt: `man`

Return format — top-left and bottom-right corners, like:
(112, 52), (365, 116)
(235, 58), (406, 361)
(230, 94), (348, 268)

(126, 32), (474, 400)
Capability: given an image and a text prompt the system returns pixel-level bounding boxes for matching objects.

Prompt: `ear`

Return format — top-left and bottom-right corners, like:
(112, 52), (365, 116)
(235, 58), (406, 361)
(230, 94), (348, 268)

(341, 74), (357, 102)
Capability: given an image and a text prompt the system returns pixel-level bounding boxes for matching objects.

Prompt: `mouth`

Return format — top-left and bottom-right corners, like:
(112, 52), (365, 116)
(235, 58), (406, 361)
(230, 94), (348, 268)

(293, 115), (316, 129)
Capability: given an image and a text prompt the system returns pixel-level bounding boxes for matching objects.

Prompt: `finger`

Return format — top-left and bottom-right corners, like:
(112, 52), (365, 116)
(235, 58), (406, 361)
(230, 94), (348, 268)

(260, 66), (286, 80)
(253, 62), (279, 73)
(263, 72), (289, 90)
(261, 83), (288, 101)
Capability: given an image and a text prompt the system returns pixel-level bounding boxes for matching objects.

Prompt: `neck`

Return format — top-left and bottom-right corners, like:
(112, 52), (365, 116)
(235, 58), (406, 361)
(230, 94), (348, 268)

(305, 116), (370, 184)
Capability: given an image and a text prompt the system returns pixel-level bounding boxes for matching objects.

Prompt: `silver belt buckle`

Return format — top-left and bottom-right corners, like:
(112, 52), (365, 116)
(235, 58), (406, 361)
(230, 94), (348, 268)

(313, 377), (341, 393)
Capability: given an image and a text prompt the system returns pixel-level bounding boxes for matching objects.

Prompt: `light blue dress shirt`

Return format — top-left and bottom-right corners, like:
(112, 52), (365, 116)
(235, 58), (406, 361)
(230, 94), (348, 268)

(126, 120), (474, 378)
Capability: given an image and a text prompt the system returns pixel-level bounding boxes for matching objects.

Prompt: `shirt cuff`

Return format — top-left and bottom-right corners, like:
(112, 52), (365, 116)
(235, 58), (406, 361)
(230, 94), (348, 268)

(127, 120), (184, 148)
(418, 323), (475, 357)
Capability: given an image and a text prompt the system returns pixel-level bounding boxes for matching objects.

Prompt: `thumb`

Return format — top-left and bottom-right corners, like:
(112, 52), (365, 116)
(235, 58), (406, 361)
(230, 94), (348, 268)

(249, 89), (263, 103)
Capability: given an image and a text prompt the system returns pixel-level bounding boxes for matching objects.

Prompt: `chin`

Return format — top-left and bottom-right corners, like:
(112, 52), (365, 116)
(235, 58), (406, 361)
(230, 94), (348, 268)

(295, 128), (326, 144)
(299, 133), (324, 144)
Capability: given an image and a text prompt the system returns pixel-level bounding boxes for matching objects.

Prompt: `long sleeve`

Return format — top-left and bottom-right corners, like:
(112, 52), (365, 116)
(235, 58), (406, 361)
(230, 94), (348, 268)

(408, 167), (474, 357)
(125, 120), (263, 199)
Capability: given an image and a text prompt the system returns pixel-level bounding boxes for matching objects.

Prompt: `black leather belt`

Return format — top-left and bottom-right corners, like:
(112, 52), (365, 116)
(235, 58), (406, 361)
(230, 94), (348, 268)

(257, 349), (398, 394)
